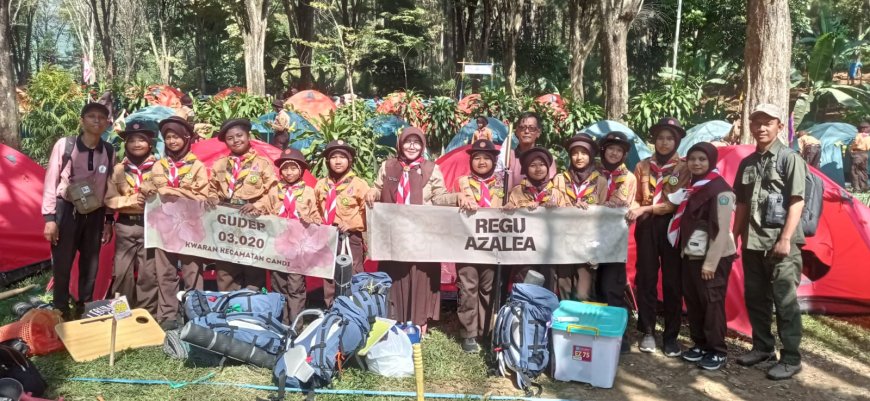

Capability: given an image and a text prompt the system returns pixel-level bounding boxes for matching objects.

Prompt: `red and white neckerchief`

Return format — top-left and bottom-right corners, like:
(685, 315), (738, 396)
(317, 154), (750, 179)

(396, 157), (423, 205)
(162, 154), (195, 188)
(602, 165), (628, 199)
(124, 157), (155, 193)
(323, 172), (356, 225)
(226, 152), (256, 198)
(649, 157), (678, 204)
(667, 169), (722, 246)
(564, 171), (599, 202)
(522, 179), (553, 203)
(469, 174), (497, 207)
(278, 182), (305, 219)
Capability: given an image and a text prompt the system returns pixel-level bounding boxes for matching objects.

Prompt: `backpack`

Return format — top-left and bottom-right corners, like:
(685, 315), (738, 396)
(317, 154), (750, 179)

(274, 296), (371, 390)
(350, 272), (392, 323)
(492, 284), (560, 396)
(774, 149), (824, 237)
(188, 312), (290, 356)
(0, 344), (46, 397)
(182, 289), (285, 322)
(60, 136), (115, 174)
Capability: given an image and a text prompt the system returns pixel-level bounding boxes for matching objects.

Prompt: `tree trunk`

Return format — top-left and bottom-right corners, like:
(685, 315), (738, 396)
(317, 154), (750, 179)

(742, 0), (791, 144)
(671, 0), (682, 72)
(569, 0), (599, 102)
(89, 0), (116, 82)
(474, 0), (492, 61)
(1, 0), (20, 149)
(283, 0), (314, 90)
(600, 0), (642, 120)
(242, 0), (270, 95)
(502, 0), (522, 97)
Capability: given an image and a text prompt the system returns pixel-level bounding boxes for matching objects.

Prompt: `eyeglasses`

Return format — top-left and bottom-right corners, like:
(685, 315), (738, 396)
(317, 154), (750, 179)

(517, 125), (540, 132)
(403, 141), (423, 148)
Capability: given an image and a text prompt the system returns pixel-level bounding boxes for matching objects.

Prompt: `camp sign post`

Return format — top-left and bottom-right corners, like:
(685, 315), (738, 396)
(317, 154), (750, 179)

(144, 196), (338, 279)
(367, 204), (629, 265)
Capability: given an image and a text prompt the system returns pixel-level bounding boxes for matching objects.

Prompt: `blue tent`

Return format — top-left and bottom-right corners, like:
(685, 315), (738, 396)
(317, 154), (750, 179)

(364, 115), (409, 148)
(108, 106), (176, 157)
(252, 111), (319, 150)
(678, 120), (732, 156)
(445, 117), (510, 153)
(806, 122), (860, 186)
(582, 120), (652, 171)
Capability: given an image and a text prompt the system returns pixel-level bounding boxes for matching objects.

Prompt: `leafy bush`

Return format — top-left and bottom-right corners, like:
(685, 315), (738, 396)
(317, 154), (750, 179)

(20, 66), (86, 165)
(196, 93), (271, 128)
(626, 78), (702, 139)
(425, 96), (460, 153)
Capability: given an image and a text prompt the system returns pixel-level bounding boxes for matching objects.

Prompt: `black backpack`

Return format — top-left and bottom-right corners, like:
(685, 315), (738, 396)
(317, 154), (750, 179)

(0, 344), (46, 397)
(775, 149), (823, 237)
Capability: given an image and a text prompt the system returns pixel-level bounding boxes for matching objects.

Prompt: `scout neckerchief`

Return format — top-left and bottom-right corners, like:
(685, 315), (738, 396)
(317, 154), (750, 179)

(667, 168), (722, 246)
(649, 155), (679, 205)
(162, 153), (197, 188)
(225, 151), (258, 198)
(123, 156), (156, 193)
(602, 164), (629, 199)
(521, 178), (553, 203)
(278, 181), (306, 219)
(396, 157), (423, 205)
(469, 174), (498, 207)
(563, 170), (599, 203)
(323, 172), (356, 225)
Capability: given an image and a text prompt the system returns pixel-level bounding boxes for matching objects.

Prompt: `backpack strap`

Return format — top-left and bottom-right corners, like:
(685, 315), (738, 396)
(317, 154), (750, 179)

(60, 136), (75, 178)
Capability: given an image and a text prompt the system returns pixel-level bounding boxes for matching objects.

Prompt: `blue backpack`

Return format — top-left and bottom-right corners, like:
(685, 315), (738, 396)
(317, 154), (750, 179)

(274, 296), (371, 389)
(350, 272), (392, 322)
(183, 289), (285, 321)
(189, 312), (290, 355)
(492, 284), (560, 396)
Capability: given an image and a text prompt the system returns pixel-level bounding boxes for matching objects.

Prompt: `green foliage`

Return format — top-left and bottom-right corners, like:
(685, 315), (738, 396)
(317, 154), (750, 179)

(559, 101), (605, 136)
(295, 113), (394, 184)
(196, 93), (271, 131)
(20, 66), (85, 165)
(626, 78), (702, 138)
(471, 88), (525, 124)
(425, 97), (460, 153)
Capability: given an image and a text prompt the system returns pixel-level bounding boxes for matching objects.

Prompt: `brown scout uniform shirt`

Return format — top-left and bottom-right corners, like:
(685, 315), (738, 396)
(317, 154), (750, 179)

(207, 149), (276, 211)
(634, 155), (689, 214)
(150, 154), (209, 200)
(851, 132), (870, 152)
(104, 156), (158, 215)
(552, 171), (607, 206)
(505, 180), (567, 208)
(601, 164), (638, 208)
(373, 161), (457, 206)
(314, 174), (370, 232)
(457, 175), (505, 207)
(268, 181), (322, 224)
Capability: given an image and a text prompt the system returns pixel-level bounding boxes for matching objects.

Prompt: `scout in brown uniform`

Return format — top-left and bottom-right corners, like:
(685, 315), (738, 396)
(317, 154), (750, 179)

(551, 134), (607, 302)
(366, 127), (463, 328)
(596, 131), (638, 353)
(455, 139), (504, 352)
(505, 147), (565, 288)
(42, 102), (115, 320)
(207, 119), (277, 291)
(151, 116), (208, 328)
(471, 116), (494, 143)
(105, 122), (158, 314)
(315, 140), (370, 306)
(624, 117), (689, 357)
(850, 122), (870, 192)
(795, 130), (821, 168)
(267, 148), (322, 324)
(675, 142), (736, 371)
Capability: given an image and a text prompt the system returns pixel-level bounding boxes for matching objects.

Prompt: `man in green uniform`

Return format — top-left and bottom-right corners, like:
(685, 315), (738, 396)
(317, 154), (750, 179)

(732, 103), (808, 380)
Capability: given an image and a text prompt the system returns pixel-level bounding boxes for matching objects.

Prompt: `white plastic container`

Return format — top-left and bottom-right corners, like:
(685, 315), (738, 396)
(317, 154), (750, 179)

(550, 301), (627, 388)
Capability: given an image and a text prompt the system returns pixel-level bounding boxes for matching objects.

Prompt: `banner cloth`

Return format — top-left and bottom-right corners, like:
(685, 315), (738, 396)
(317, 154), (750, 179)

(368, 204), (628, 265)
(144, 196), (337, 279)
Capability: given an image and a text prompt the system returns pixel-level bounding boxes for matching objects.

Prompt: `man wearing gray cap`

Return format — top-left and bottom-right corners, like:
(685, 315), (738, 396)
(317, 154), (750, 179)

(732, 103), (808, 380)
(849, 122), (870, 192)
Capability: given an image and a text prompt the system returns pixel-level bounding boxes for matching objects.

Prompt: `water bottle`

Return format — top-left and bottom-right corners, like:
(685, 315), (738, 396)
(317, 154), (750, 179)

(400, 321), (420, 344)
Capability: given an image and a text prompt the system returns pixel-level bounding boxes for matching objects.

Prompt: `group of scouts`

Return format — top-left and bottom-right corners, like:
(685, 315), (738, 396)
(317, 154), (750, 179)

(42, 101), (806, 381)
(795, 122), (870, 192)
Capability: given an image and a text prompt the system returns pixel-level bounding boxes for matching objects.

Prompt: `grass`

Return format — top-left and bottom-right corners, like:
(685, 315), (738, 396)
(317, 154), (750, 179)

(3, 272), (869, 401)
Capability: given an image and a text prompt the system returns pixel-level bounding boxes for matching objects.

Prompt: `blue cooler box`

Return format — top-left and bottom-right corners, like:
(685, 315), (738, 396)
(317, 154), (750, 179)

(550, 300), (628, 388)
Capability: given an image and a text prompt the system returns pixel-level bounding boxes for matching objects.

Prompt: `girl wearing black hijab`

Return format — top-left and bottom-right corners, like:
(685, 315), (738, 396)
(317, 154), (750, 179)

(670, 142), (736, 371)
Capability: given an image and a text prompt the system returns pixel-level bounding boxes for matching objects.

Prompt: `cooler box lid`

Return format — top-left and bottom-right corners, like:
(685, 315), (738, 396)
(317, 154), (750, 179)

(551, 300), (627, 338)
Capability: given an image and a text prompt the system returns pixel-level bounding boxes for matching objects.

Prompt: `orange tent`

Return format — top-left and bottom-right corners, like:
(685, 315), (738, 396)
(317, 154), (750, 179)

(285, 90), (337, 124)
(144, 85), (184, 109)
(457, 94), (481, 116)
(535, 93), (567, 120)
(376, 91), (427, 130)
(213, 87), (247, 101)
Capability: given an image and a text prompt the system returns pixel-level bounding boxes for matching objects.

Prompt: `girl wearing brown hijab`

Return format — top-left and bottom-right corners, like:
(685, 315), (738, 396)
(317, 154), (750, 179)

(150, 116), (209, 329)
(366, 127), (466, 330)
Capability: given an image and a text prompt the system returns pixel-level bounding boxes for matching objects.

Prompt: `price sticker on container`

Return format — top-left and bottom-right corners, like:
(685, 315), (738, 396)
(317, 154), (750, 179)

(110, 296), (132, 321)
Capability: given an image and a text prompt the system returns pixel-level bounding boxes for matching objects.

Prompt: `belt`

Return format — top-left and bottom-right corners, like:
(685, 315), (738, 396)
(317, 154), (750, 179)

(117, 214), (144, 224)
(221, 198), (258, 207)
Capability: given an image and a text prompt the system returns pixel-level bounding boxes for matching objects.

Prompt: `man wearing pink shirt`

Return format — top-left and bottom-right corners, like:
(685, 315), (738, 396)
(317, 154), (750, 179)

(42, 102), (115, 320)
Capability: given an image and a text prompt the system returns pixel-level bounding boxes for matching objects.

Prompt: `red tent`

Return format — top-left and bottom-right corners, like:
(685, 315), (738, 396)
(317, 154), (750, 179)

(0, 144), (51, 272)
(535, 93), (567, 120)
(457, 94), (481, 116)
(435, 144), (870, 335)
(285, 90), (336, 125)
